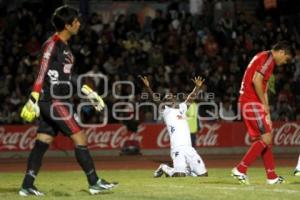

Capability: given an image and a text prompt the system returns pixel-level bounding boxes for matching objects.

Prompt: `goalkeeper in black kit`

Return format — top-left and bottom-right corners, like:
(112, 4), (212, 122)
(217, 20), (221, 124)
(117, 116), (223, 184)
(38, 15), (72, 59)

(19, 5), (117, 196)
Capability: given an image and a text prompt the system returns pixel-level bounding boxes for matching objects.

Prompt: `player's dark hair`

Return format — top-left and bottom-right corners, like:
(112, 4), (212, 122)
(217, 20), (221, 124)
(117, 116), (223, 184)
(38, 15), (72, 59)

(163, 93), (176, 102)
(272, 41), (292, 56)
(51, 5), (79, 32)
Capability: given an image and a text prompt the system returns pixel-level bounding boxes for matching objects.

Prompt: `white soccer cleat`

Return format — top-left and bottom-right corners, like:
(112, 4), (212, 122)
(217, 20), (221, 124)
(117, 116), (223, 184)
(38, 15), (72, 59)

(88, 179), (118, 195)
(153, 164), (166, 178)
(267, 176), (285, 184)
(19, 186), (44, 196)
(294, 169), (300, 176)
(231, 167), (250, 185)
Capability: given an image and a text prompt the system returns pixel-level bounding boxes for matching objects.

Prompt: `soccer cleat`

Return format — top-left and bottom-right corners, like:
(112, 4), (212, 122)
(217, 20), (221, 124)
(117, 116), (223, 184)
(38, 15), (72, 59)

(267, 176), (285, 184)
(231, 168), (250, 185)
(153, 164), (165, 178)
(294, 169), (300, 176)
(198, 172), (208, 177)
(19, 186), (44, 196)
(89, 179), (118, 195)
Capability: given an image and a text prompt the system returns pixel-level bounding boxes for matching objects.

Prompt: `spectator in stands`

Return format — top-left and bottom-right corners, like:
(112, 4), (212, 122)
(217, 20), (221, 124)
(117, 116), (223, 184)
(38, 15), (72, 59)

(0, 1), (299, 124)
(219, 98), (236, 121)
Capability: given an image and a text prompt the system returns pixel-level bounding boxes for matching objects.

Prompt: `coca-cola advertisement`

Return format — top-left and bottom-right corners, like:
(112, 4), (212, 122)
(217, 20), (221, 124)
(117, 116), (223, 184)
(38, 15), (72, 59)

(0, 122), (299, 151)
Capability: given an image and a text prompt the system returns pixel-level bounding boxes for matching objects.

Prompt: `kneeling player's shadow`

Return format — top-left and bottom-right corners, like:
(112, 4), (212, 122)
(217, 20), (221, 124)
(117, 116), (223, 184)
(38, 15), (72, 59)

(0, 187), (19, 194)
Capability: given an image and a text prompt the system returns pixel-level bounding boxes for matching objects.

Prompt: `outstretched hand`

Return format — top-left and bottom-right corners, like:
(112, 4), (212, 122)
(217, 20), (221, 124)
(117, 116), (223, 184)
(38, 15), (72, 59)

(192, 76), (205, 88)
(81, 85), (105, 112)
(139, 75), (150, 87)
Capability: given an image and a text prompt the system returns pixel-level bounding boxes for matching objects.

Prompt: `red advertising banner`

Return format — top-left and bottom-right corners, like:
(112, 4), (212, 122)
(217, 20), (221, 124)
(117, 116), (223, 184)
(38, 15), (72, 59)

(0, 121), (300, 151)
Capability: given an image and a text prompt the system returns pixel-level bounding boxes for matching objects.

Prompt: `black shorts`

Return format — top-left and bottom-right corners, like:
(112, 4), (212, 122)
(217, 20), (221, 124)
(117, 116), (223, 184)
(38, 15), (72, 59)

(37, 100), (82, 137)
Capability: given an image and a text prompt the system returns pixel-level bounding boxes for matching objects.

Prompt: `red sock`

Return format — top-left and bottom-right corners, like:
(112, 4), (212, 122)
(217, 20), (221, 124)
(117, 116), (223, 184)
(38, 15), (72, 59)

(261, 145), (278, 180)
(237, 140), (267, 174)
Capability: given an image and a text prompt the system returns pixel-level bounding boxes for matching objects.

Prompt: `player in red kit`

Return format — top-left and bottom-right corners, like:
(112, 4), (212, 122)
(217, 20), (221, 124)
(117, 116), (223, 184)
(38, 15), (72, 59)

(232, 41), (292, 184)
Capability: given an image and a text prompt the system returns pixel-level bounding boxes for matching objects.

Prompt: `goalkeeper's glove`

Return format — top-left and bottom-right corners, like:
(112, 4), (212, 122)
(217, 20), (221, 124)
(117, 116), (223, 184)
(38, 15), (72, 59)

(81, 84), (105, 111)
(20, 92), (40, 122)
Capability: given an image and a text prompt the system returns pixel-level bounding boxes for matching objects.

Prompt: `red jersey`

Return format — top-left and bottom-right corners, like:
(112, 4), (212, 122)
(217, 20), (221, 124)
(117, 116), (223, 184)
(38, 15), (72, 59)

(239, 51), (275, 103)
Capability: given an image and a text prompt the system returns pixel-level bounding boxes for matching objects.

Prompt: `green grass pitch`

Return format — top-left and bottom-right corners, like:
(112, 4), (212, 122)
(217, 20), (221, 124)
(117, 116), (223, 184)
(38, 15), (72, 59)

(1, 168), (299, 200)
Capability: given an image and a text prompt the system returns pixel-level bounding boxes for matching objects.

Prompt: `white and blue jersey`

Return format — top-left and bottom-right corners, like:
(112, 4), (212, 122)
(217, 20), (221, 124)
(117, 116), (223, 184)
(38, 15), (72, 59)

(162, 102), (192, 150)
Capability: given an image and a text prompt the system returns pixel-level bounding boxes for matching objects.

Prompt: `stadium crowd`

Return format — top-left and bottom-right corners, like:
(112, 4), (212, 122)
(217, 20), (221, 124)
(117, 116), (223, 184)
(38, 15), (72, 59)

(0, 0), (300, 124)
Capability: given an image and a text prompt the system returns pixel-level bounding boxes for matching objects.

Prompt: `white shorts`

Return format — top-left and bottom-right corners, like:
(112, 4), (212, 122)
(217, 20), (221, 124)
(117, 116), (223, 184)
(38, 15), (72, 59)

(171, 146), (207, 176)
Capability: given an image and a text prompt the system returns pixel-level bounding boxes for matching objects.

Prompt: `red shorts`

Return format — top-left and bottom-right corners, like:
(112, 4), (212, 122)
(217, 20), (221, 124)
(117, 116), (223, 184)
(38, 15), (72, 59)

(239, 101), (272, 139)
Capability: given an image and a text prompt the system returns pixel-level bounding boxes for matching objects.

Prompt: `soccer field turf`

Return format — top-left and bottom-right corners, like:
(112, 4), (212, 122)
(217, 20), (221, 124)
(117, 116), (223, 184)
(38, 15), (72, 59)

(1, 168), (299, 200)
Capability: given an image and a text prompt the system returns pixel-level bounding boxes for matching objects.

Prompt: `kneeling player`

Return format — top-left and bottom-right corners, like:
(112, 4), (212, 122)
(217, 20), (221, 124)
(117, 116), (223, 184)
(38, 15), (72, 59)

(140, 76), (208, 177)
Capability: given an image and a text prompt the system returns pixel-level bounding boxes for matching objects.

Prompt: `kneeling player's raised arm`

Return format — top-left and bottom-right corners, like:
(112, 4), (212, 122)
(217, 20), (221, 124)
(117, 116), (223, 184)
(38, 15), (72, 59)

(139, 75), (162, 104)
(185, 76), (205, 104)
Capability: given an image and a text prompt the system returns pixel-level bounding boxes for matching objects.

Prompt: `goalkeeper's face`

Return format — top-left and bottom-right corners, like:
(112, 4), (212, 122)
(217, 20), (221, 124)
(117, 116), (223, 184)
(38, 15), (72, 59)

(66, 18), (81, 35)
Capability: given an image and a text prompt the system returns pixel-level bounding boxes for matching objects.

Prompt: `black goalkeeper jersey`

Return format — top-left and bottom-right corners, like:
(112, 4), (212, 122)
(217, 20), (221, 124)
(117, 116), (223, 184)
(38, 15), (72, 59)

(32, 34), (77, 101)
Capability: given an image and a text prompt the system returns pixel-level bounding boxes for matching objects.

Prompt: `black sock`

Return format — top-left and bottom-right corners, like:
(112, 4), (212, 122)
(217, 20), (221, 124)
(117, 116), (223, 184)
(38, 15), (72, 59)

(75, 145), (99, 185)
(22, 140), (49, 188)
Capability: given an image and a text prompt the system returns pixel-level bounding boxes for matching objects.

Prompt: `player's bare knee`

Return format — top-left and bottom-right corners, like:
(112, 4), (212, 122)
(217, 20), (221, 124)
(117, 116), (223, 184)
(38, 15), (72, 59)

(71, 131), (87, 146)
(36, 133), (54, 144)
(172, 172), (186, 177)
